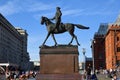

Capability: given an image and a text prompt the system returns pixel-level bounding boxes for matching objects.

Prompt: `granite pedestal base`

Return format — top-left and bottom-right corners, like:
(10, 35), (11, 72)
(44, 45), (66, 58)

(36, 45), (82, 80)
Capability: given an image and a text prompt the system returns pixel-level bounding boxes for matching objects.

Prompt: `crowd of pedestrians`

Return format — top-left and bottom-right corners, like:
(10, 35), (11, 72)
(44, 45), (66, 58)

(5, 71), (37, 80)
(83, 65), (120, 80)
(99, 68), (120, 80)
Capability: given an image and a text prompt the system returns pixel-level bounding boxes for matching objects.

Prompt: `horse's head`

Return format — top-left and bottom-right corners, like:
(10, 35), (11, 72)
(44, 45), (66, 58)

(41, 16), (50, 25)
(41, 16), (45, 25)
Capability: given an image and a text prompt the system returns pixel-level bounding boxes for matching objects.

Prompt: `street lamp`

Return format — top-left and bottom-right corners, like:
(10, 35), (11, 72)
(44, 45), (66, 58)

(91, 39), (96, 72)
(82, 48), (86, 71)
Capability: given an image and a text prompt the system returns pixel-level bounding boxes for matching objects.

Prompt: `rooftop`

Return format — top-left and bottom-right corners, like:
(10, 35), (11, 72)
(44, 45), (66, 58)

(95, 23), (108, 35)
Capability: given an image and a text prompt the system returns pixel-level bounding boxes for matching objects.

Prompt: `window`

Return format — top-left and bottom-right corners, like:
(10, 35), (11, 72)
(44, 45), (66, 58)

(99, 53), (103, 59)
(117, 37), (119, 41)
(117, 47), (120, 52)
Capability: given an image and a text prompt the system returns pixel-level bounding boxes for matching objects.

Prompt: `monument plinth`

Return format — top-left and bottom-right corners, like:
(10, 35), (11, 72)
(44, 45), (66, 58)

(36, 45), (82, 80)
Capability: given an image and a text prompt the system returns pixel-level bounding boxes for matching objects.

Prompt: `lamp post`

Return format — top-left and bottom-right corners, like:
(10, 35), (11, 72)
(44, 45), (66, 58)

(82, 48), (86, 71)
(91, 39), (95, 72)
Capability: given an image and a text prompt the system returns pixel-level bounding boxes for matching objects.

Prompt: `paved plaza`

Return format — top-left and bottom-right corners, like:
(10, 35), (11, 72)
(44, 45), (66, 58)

(28, 78), (36, 80)
(29, 73), (120, 80)
(96, 72), (120, 80)
(1, 72), (120, 80)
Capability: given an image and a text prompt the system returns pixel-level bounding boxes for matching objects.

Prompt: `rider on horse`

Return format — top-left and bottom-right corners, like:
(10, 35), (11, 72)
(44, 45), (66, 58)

(40, 7), (89, 46)
(50, 7), (62, 32)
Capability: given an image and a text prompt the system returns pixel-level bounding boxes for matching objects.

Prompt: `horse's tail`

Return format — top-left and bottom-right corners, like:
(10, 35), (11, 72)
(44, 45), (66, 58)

(74, 24), (89, 29)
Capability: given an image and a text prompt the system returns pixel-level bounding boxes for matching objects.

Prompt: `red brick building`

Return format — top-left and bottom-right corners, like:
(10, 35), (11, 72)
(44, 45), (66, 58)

(93, 15), (120, 70)
(105, 24), (120, 69)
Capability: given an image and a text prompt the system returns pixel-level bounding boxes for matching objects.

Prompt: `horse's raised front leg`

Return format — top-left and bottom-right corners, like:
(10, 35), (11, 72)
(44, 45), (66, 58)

(51, 34), (57, 46)
(41, 32), (50, 46)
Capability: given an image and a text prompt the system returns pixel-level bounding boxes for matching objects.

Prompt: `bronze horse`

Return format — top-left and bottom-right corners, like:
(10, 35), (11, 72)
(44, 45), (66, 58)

(41, 16), (89, 46)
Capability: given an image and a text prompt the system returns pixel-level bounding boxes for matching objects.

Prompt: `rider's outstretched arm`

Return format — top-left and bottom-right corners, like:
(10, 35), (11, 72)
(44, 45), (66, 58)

(49, 16), (55, 20)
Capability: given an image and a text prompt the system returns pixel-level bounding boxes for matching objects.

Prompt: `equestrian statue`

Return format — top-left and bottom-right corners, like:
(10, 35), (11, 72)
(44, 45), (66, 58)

(40, 7), (89, 46)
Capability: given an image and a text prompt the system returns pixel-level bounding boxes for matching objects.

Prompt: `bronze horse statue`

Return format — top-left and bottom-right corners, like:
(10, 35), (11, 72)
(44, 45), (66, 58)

(41, 16), (89, 46)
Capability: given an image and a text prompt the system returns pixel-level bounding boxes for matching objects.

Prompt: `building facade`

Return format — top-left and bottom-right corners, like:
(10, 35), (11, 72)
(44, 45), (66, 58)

(93, 23), (107, 70)
(105, 24), (120, 69)
(0, 13), (30, 70)
(93, 14), (120, 70)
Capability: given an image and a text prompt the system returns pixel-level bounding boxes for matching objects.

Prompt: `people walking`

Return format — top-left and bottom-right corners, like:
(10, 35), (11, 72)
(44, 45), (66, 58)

(86, 66), (92, 80)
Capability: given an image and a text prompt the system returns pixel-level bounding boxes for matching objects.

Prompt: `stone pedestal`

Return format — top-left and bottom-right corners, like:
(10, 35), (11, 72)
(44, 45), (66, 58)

(36, 45), (82, 80)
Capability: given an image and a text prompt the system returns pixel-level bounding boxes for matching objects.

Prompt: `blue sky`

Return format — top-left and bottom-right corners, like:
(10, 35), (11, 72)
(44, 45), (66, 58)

(0, 0), (120, 62)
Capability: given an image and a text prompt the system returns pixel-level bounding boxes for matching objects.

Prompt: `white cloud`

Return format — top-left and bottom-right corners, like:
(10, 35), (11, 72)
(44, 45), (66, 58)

(62, 9), (85, 16)
(83, 11), (115, 16)
(0, 0), (56, 17)
(0, 0), (119, 17)
(27, 2), (54, 12)
(33, 12), (54, 20)
(0, 0), (22, 16)
(0, 0), (55, 16)
(0, 0), (107, 18)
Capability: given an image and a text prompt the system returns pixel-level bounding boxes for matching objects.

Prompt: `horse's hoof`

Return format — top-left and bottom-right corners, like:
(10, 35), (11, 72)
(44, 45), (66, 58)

(68, 43), (72, 46)
(78, 43), (80, 46)
(39, 45), (46, 48)
(54, 44), (58, 46)
(39, 45), (43, 48)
